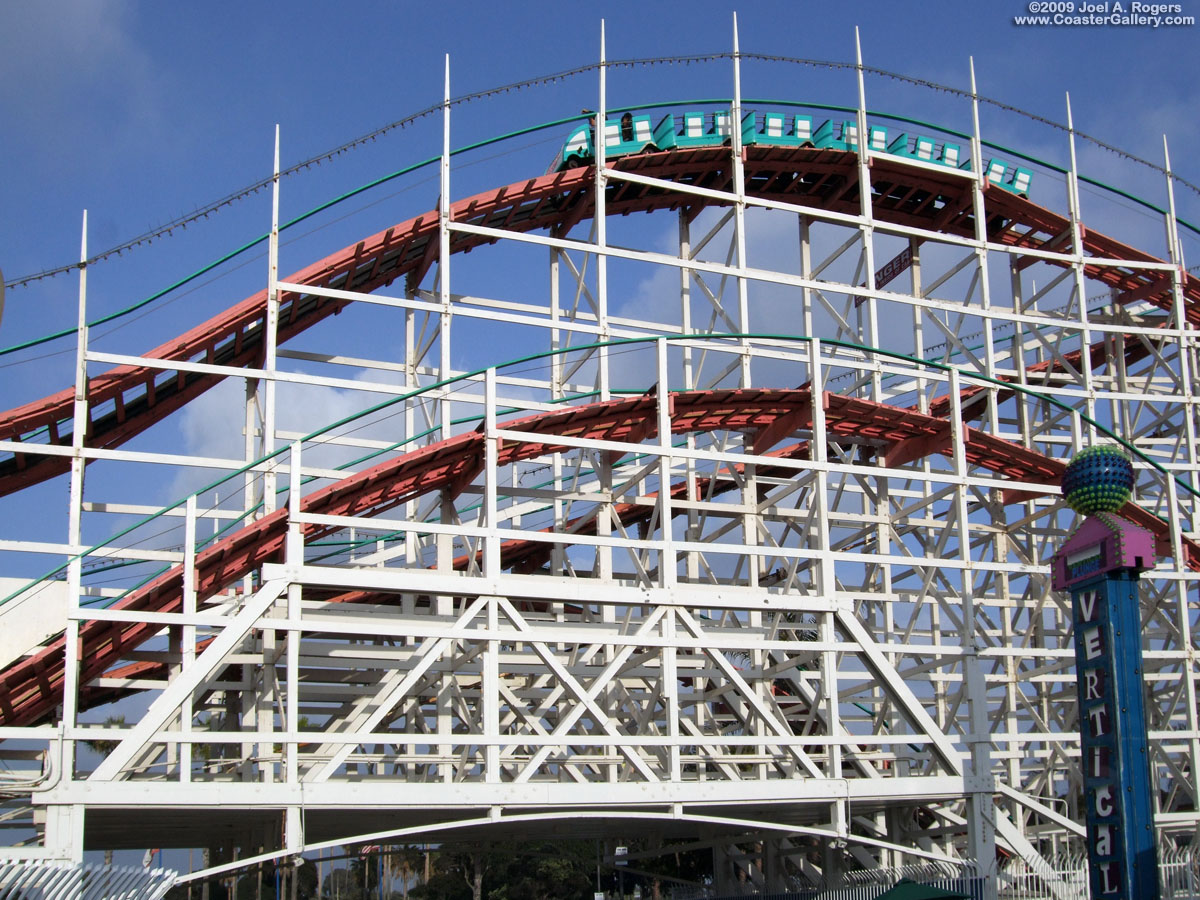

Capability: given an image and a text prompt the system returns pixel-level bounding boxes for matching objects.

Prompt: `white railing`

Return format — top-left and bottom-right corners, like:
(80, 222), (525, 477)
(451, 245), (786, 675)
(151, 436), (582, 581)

(1162, 845), (1200, 899)
(673, 848), (1200, 900)
(0, 862), (175, 900)
(672, 861), (982, 900)
(995, 854), (1088, 900)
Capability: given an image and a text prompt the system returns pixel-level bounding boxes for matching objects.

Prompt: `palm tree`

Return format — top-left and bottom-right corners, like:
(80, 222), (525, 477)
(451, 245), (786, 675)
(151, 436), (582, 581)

(383, 846), (425, 899)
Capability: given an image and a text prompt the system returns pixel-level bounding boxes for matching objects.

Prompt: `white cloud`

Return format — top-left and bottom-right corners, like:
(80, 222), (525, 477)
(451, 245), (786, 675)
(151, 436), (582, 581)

(166, 373), (393, 505)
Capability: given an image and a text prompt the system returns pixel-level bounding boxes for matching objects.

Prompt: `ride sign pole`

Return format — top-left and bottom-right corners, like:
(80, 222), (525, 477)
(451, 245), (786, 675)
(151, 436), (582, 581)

(1050, 446), (1160, 899)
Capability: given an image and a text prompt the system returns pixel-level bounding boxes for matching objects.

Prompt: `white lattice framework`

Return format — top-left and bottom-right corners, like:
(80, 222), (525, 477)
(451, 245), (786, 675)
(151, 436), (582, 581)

(0, 27), (1198, 897)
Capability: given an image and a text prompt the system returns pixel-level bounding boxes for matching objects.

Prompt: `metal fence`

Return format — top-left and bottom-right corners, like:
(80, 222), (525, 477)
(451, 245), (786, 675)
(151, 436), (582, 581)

(672, 861), (984, 900)
(1162, 845), (1200, 899)
(994, 847), (1200, 900)
(672, 849), (1200, 900)
(993, 854), (1088, 900)
(0, 862), (176, 900)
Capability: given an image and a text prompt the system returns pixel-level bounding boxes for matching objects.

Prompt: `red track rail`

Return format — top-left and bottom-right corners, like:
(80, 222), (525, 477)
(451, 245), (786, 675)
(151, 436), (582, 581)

(1, 147), (1196, 496)
(3, 387), (1193, 727)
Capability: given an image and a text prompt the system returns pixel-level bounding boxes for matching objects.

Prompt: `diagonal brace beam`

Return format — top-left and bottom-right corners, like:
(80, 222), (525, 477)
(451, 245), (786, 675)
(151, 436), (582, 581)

(91, 579), (288, 782)
(309, 595), (491, 782)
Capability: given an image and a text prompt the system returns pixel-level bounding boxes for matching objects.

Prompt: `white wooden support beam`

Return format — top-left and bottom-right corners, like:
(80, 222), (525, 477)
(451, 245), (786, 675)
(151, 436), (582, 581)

(90, 580), (288, 782)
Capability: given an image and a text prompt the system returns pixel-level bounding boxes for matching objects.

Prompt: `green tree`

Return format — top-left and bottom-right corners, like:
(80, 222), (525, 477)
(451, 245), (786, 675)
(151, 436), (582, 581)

(321, 866), (361, 900)
(488, 840), (594, 900)
(383, 845), (427, 899)
(81, 714), (126, 756)
(624, 836), (710, 900)
(410, 840), (596, 900)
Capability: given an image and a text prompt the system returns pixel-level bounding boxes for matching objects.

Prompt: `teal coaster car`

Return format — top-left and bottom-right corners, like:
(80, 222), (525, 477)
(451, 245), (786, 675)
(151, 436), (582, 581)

(557, 113), (658, 170)
(553, 106), (1033, 198)
(652, 111), (733, 151)
(1009, 167), (1033, 197)
(888, 133), (937, 163)
(811, 119), (847, 151)
(940, 142), (963, 168)
(741, 112), (816, 148)
(888, 133), (965, 170)
(810, 120), (886, 152)
(983, 158), (1034, 197)
(841, 121), (889, 153)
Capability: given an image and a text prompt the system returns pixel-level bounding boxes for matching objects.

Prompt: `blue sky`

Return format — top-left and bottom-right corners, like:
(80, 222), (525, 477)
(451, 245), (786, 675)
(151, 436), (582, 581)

(0, 0), (1197, 867)
(3, 0), (1197, 352)
(0, 0), (1197, 546)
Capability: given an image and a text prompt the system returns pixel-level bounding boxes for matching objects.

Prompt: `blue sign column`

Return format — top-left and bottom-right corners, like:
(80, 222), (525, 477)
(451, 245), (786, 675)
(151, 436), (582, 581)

(1051, 447), (1160, 900)
(1067, 572), (1158, 897)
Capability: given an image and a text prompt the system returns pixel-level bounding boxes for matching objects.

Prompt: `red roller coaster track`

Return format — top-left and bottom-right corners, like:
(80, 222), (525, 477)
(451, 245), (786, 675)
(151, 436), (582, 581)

(2, 139), (1196, 732)
(0, 146), (1195, 497)
(2, 386), (1194, 728)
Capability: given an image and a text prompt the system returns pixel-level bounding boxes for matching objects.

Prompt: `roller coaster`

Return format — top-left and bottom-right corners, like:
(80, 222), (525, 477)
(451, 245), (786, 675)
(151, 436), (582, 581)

(556, 109), (1033, 197)
(0, 44), (1198, 899)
